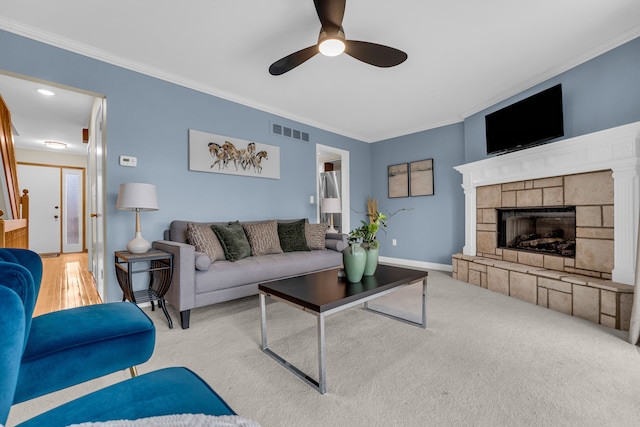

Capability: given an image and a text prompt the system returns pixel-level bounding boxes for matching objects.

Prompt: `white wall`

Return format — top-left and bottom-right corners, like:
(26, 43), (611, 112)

(16, 148), (87, 168)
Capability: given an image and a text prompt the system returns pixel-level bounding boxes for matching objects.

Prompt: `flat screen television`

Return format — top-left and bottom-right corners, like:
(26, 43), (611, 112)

(485, 84), (564, 155)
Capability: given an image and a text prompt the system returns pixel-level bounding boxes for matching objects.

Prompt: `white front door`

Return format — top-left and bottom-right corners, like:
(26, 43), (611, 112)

(17, 164), (61, 254)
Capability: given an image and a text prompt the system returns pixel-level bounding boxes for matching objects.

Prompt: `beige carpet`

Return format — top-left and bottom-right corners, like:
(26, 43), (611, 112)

(8, 270), (640, 427)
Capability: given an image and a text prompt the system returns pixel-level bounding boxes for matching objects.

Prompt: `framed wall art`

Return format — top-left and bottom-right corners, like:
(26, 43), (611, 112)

(388, 163), (409, 198)
(188, 129), (280, 179)
(410, 159), (434, 196)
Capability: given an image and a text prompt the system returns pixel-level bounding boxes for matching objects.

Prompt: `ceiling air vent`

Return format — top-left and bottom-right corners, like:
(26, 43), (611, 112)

(270, 122), (309, 142)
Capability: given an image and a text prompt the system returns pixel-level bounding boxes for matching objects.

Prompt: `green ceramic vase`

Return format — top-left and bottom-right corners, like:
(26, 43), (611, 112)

(363, 245), (379, 276)
(342, 243), (366, 283)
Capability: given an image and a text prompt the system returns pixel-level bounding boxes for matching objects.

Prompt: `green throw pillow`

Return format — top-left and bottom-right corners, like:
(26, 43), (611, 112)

(211, 221), (251, 261)
(278, 219), (310, 252)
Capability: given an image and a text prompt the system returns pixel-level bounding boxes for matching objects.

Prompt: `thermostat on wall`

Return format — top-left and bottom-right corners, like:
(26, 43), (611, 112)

(119, 155), (137, 167)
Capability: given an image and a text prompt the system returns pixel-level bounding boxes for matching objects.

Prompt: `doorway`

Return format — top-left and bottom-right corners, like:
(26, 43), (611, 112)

(316, 144), (350, 234)
(0, 71), (107, 298)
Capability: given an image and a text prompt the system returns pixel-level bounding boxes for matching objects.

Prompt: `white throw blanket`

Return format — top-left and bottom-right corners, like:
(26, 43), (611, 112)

(66, 414), (261, 427)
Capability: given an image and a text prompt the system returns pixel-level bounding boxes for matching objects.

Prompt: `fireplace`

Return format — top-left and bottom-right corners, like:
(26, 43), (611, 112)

(498, 207), (576, 257)
(451, 122), (640, 331)
(454, 121), (640, 285)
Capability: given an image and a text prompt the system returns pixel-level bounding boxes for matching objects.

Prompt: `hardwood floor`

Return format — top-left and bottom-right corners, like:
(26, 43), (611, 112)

(34, 252), (102, 317)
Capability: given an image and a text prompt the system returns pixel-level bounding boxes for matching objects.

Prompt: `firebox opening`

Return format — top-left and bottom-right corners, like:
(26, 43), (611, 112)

(497, 207), (576, 258)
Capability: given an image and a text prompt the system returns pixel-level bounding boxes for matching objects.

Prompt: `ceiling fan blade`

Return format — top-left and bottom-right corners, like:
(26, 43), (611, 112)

(314, 0), (345, 32)
(269, 45), (319, 76)
(344, 40), (408, 68)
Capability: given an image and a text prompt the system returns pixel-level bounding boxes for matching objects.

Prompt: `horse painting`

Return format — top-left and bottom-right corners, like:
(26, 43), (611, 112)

(208, 141), (268, 174)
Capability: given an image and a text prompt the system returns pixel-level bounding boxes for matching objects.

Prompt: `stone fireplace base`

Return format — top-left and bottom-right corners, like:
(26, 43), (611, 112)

(452, 253), (633, 330)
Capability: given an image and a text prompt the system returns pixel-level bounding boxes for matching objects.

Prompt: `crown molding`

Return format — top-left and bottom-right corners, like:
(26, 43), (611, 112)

(2, 17), (638, 144)
(0, 17), (370, 143)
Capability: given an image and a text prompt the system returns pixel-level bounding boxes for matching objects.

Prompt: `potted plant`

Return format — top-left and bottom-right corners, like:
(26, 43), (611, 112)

(348, 197), (411, 276)
(348, 214), (386, 277)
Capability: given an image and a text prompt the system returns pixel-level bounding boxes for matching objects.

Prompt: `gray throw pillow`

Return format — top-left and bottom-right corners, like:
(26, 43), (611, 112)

(242, 220), (283, 256)
(278, 219), (309, 252)
(305, 223), (327, 250)
(187, 223), (225, 262)
(194, 252), (212, 271)
(211, 221), (251, 261)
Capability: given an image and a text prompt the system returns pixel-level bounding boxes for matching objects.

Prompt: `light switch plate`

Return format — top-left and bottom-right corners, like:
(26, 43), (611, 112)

(119, 155), (137, 167)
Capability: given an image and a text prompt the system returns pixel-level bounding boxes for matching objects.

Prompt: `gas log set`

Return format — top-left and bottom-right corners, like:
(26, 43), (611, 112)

(498, 207), (576, 258)
(507, 229), (576, 257)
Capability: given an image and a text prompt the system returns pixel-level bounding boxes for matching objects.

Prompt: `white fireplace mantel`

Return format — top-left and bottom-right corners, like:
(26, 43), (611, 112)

(454, 121), (640, 285)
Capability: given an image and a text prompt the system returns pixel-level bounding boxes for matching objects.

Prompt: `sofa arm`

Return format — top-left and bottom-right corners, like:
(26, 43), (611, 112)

(152, 240), (196, 319)
(325, 233), (347, 252)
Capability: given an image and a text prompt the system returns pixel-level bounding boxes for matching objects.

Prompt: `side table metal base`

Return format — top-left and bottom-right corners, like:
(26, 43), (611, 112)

(132, 289), (173, 329)
(115, 250), (174, 329)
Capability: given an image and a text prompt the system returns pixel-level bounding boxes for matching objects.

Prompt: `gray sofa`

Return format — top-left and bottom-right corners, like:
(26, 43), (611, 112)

(153, 219), (346, 328)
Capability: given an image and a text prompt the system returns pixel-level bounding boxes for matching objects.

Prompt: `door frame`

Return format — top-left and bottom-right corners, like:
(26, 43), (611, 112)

(1, 70), (107, 299)
(316, 144), (350, 234)
(87, 97), (107, 301)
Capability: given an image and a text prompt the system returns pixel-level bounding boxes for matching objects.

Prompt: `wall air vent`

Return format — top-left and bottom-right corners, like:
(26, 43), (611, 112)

(270, 121), (310, 142)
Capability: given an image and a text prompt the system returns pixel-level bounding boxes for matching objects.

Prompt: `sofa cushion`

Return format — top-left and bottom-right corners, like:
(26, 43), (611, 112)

(187, 223), (225, 262)
(242, 220), (283, 256)
(277, 219), (309, 252)
(211, 222), (251, 262)
(305, 223), (327, 250)
(194, 250), (343, 294)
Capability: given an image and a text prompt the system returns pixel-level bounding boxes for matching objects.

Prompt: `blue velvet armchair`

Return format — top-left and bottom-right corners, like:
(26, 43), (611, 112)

(0, 248), (155, 404)
(0, 249), (238, 426)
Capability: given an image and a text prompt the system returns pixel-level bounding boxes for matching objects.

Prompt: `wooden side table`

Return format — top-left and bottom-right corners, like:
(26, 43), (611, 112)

(115, 249), (174, 328)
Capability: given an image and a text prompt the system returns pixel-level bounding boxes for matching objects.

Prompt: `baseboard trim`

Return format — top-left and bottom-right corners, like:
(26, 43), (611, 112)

(379, 256), (452, 272)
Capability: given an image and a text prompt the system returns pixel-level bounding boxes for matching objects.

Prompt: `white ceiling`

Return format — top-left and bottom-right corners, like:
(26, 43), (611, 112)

(0, 72), (95, 155)
(0, 0), (639, 150)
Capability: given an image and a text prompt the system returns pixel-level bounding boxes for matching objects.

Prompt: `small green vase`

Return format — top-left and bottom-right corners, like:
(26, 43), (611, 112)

(342, 243), (366, 283)
(363, 246), (379, 276)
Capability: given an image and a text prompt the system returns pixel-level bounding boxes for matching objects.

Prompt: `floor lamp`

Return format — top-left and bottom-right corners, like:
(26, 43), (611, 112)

(321, 197), (341, 234)
(116, 183), (159, 253)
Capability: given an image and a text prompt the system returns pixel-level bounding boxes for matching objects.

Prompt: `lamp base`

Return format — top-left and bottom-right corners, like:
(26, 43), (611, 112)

(327, 226), (338, 234)
(127, 232), (151, 254)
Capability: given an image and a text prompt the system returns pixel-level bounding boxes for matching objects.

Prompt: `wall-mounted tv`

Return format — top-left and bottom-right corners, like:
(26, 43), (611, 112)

(485, 84), (564, 155)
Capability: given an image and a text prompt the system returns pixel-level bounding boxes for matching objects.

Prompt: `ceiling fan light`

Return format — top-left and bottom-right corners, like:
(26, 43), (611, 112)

(319, 38), (345, 57)
(44, 141), (67, 150)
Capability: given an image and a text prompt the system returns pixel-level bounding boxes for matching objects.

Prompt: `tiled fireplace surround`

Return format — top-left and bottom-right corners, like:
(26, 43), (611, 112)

(452, 122), (640, 330)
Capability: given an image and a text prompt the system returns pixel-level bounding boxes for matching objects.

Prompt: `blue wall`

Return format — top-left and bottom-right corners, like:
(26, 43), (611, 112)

(369, 36), (639, 265)
(464, 37), (640, 164)
(0, 30), (371, 302)
(370, 123), (465, 265)
(1, 28), (638, 301)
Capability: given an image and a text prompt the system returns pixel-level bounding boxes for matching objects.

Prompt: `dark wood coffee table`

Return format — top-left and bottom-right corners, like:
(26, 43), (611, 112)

(259, 264), (428, 394)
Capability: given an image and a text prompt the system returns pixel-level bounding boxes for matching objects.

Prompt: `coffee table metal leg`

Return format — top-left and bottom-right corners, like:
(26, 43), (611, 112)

(363, 279), (427, 329)
(318, 313), (326, 394)
(259, 292), (327, 394)
(421, 278), (427, 328)
(260, 293), (268, 350)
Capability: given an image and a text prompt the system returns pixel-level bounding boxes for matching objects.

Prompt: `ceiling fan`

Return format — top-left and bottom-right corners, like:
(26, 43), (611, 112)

(269, 0), (407, 76)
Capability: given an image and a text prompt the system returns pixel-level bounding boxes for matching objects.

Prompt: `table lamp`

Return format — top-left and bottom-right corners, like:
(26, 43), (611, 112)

(321, 197), (341, 233)
(116, 183), (159, 253)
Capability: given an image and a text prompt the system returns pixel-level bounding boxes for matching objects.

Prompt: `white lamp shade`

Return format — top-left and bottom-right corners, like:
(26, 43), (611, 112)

(116, 183), (159, 211)
(321, 198), (341, 214)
